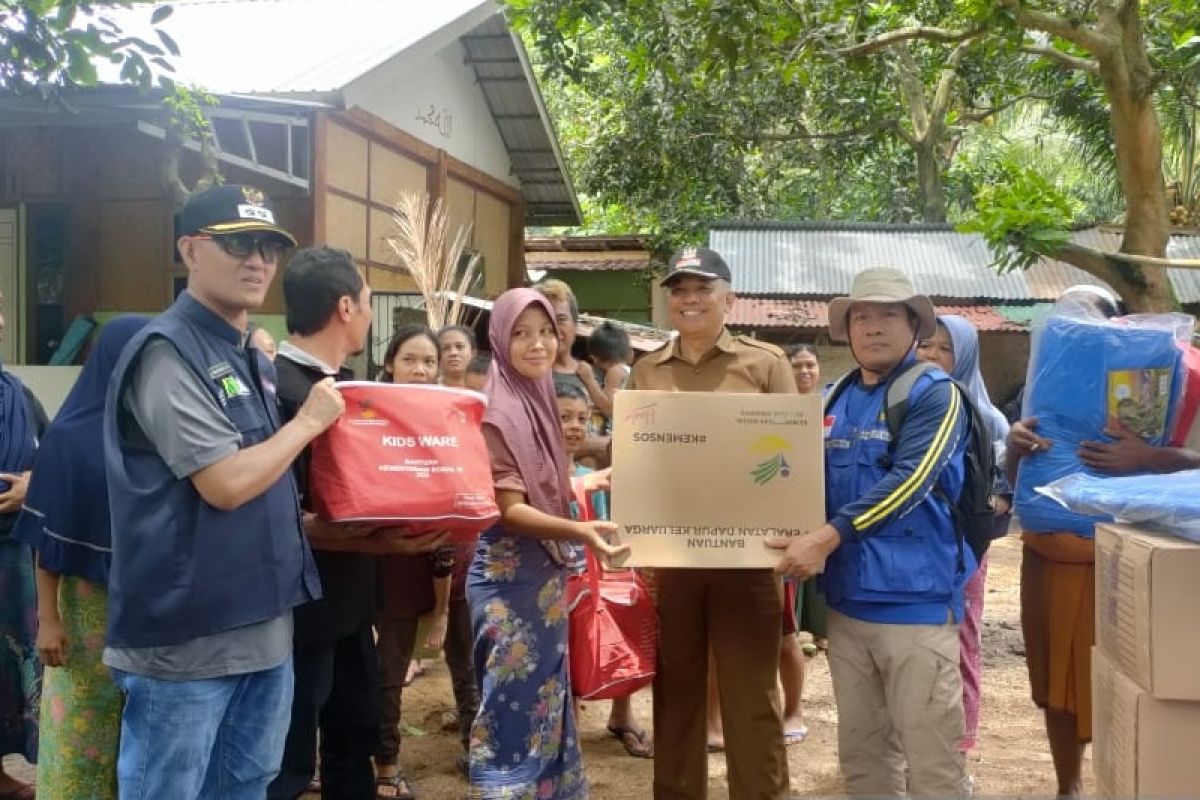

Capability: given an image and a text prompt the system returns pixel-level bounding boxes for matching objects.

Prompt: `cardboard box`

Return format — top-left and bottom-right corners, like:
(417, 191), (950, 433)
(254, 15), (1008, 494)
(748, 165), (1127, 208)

(1092, 649), (1200, 797)
(611, 390), (825, 568)
(1095, 522), (1200, 700)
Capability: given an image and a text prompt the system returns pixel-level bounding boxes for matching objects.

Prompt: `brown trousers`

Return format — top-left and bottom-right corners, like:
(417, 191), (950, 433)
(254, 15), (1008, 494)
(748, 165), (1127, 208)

(375, 597), (478, 764)
(652, 568), (788, 800)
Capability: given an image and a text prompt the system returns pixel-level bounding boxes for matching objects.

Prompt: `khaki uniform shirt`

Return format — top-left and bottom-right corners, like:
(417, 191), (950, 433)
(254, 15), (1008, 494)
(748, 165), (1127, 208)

(627, 328), (797, 395)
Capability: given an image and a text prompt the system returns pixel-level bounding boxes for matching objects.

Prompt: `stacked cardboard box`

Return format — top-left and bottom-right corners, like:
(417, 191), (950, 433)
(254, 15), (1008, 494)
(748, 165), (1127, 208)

(1093, 523), (1200, 796)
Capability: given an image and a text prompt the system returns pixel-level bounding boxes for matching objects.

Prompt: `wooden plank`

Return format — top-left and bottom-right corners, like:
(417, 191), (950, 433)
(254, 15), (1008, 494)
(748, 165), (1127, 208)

(312, 112), (329, 243)
(324, 119), (369, 197)
(325, 193), (368, 260)
(336, 107), (438, 165)
(507, 196), (526, 291)
(446, 157), (521, 205)
(97, 199), (169, 310)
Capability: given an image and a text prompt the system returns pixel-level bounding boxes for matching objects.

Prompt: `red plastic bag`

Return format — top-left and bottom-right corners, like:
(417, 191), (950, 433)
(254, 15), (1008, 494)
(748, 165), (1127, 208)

(566, 481), (656, 700)
(567, 549), (657, 700)
(1170, 344), (1200, 446)
(309, 382), (498, 538)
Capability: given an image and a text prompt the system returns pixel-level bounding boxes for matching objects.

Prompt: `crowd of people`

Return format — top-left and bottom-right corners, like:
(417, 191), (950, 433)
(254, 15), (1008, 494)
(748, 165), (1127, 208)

(0, 183), (1198, 800)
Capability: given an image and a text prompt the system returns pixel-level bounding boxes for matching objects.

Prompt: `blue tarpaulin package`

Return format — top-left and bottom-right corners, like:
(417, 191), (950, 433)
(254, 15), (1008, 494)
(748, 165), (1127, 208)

(1036, 471), (1200, 542)
(1015, 312), (1193, 536)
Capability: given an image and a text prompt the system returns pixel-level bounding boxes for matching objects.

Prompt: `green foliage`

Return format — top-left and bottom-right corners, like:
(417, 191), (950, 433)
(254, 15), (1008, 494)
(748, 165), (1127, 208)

(0, 1), (177, 98)
(517, 0), (1196, 280)
(161, 82), (216, 136)
(958, 160), (1074, 272)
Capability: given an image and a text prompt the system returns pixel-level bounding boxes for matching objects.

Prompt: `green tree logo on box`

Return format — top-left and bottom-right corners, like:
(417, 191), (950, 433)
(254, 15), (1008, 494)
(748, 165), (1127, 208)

(749, 435), (792, 485)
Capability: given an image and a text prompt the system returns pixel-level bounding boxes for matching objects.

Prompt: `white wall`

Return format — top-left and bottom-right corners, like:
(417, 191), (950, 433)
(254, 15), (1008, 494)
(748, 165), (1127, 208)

(9, 365), (81, 419)
(345, 39), (519, 189)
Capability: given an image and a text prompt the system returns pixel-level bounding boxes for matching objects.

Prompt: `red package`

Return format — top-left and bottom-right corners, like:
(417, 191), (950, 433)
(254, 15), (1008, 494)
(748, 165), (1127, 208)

(1170, 344), (1200, 447)
(566, 481), (656, 700)
(309, 382), (499, 538)
(567, 548), (657, 700)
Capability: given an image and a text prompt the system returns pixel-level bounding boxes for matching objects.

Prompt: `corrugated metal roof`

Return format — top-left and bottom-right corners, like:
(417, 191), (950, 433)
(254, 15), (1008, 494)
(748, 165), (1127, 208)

(526, 251), (651, 271)
(711, 222), (1200, 303)
(728, 297), (1031, 332)
(710, 223), (1030, 300)
(100, 0), (489, 93)
(1028, 227), (1200, 304)
(97, 1), (582, 225)
(458, 15), (581, 225)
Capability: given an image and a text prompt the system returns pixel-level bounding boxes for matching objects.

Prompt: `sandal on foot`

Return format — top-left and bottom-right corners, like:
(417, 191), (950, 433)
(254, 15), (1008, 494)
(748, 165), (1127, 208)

(784, 725), (809, 745)
(376, 773), (416, 800)
(606, 723), (653, 758)
(305, 777), (321, 794)
(705, 740), (725, 753)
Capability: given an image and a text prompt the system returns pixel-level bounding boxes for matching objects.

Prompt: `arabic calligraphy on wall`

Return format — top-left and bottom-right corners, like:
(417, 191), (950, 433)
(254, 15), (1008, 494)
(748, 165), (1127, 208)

(415, 104), (453, 139)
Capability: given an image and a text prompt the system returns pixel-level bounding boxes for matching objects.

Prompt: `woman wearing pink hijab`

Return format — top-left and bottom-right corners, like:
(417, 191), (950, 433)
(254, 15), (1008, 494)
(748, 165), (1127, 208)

(467, 288), (628, 799)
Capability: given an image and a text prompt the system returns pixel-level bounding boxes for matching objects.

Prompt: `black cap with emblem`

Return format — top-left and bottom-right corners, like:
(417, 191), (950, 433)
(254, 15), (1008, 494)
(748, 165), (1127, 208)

(659, 246), (732, 287)
(179, 184), (297, 246)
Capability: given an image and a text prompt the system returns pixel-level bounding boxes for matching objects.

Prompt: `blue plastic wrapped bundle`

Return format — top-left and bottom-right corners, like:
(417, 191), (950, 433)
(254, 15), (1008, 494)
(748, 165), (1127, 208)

(1036, 470), (1200, 542)
(1016, 313), (1190, 536)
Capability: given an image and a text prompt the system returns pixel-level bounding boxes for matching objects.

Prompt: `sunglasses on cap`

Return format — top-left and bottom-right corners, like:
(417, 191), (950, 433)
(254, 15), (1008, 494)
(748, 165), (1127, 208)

(196, 232), (290, 262)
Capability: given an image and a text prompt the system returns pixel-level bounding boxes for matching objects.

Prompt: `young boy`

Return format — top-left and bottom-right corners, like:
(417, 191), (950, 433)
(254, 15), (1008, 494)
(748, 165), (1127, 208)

(585, 321), (633, 433)
(555, 383), (653, 759)
(464, 351), (491, 392)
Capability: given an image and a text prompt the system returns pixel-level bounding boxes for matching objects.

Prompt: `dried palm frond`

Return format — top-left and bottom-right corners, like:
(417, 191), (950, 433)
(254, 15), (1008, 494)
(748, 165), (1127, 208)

(386, 190), (482, 330)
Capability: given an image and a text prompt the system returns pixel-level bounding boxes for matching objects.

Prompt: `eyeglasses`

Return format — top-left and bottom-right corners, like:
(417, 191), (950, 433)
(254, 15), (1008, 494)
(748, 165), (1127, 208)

(197, 232), (289, 262)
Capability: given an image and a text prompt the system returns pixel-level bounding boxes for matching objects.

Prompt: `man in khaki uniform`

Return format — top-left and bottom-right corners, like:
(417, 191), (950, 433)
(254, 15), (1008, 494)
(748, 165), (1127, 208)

(627, 247), (794, 800)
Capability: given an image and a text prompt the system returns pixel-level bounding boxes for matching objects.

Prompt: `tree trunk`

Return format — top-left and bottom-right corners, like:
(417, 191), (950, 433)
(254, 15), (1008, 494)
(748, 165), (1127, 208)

(1096, 4), (1174, 312)
(915, 140), (947, 223)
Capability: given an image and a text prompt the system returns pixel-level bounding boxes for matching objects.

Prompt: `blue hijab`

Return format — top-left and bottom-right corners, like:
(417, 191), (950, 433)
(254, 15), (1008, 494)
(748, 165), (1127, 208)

(13, 316), (148, 584)
(937, 314), (1011, 447)
(0, 355), (36, 493)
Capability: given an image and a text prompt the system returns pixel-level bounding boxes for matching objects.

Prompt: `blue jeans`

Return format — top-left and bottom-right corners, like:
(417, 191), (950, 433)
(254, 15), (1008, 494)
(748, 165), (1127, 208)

(113, 658), (294, 800)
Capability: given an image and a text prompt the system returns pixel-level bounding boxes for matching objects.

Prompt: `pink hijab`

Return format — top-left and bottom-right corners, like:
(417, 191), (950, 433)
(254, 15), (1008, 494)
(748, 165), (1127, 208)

(483, 288), (573, 526)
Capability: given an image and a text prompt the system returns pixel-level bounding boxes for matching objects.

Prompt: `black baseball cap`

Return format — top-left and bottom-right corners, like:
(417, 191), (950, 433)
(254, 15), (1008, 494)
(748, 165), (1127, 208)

(179, 184), (297, 245)
(660, 246), (732, 286)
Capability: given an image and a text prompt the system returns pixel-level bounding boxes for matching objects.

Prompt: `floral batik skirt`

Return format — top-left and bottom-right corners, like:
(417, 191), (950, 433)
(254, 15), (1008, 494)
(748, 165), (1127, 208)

(467, 528), (586, 800)
(0, 537), (40, 762)
(37, 576), (121, 800)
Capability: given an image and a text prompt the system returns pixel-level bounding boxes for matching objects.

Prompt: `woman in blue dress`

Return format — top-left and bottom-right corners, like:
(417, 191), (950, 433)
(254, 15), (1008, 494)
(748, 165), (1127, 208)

(468, 288), (627, 800)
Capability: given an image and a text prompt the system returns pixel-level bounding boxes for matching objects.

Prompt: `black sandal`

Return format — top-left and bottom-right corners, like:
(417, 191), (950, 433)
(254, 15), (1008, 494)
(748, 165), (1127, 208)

(607, 723), (654, 758)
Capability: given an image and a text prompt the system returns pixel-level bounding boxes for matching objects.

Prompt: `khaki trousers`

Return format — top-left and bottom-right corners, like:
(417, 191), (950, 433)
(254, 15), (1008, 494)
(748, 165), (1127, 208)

(652, 568), (788, 800)
(827, 610), (966, 798)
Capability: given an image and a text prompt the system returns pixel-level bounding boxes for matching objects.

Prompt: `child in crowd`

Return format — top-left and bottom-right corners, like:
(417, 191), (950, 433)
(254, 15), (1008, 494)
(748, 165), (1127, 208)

(464, 352), (491, 392)
(556, 383), (652, 759)
(584, 321), (633, 434)
(375, 324), (470, 799)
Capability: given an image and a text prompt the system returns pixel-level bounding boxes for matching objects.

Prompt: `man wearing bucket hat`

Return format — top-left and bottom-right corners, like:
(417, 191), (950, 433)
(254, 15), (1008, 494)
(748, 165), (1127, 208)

(103, 185), (345, 799)
(767, 267), (972, 797)
(627, 246), (795, 800)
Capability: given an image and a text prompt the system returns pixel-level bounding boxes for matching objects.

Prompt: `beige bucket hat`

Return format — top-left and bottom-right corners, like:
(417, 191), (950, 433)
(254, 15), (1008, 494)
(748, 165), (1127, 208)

(827, 267), (937, 343)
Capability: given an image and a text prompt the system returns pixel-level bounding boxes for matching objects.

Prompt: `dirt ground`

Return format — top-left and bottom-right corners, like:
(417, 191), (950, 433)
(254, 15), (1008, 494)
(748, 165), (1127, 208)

(4, 533), (1095, 798)
(365, 532), (1094, 799)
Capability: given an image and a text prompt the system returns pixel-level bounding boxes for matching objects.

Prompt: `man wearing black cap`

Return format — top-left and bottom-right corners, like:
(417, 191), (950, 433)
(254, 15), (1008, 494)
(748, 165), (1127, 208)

(626, 246), (795, 800)
(102, 185), (344, 799)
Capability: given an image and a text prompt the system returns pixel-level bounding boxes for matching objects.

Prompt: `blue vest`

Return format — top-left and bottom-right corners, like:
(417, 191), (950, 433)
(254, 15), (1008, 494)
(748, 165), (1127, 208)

(104, 292), (320, 648)
(820, 364), (970, 624)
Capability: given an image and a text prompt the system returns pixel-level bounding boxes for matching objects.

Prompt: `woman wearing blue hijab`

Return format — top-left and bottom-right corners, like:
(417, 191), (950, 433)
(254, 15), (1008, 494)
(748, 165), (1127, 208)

(0, 292), (49, 800)
(917, 314), (1012, 779)
(13, 316), (148, 800)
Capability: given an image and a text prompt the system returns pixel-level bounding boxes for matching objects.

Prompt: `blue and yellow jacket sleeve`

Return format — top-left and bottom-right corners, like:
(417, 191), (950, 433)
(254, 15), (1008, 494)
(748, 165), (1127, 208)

(829, 380), (967, 541)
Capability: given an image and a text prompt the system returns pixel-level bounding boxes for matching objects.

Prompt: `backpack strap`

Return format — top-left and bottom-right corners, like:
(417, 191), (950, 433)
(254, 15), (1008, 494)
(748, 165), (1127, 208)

(883, 361), (940, 443)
